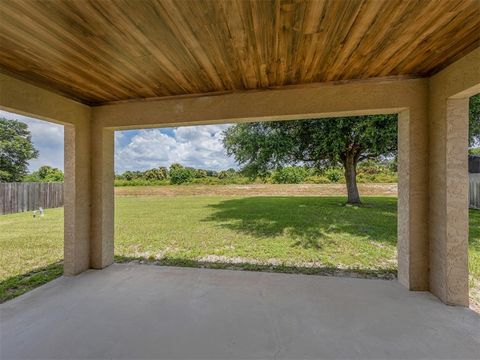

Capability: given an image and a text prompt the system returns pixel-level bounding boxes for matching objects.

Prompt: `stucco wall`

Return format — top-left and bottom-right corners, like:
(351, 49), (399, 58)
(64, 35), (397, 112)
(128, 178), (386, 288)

(428, 48), (480, 305)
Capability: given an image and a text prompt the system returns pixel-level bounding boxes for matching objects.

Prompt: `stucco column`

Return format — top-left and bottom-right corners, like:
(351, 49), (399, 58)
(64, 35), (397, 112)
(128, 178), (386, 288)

(397, 106), (429, 290)
(64, 121), (92, 275)
(90, 126), (115, 269)
(429, 94), (469, 306)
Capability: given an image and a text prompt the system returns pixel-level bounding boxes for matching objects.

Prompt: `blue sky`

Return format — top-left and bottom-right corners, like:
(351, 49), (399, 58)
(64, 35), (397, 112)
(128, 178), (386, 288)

(0, 110), (237, 173)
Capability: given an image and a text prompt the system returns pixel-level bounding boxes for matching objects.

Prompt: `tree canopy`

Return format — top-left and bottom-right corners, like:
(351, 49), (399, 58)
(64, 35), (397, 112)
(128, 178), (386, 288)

(24, 165), (64, 182)
(0, 118), (38, 182)
(223, 115), (397, 204)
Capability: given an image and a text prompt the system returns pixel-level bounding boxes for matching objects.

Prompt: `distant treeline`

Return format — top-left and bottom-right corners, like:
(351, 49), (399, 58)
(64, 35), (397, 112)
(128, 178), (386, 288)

(17, 161), (398, 186)
(114, 161), (398, 186)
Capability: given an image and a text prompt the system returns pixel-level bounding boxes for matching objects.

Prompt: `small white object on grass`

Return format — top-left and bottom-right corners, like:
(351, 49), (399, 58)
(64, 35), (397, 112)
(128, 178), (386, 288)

(33, 208), (45, 218)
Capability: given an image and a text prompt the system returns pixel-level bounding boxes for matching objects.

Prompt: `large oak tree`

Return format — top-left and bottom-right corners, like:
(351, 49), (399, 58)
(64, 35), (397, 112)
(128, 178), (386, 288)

(223, 115), (397, 204)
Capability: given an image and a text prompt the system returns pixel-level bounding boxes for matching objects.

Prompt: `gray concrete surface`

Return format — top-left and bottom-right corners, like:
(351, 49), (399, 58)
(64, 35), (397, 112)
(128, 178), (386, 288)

(1, 264), (479, 360)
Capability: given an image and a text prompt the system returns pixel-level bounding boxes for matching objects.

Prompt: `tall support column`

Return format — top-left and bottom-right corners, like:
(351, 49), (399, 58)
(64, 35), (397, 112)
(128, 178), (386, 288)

(90, 126), (115, 269)
(397, 106), (429, 290)
(429, 93), (470, 306)
(63, 121), (92, 275)
(427, 48), (479, 306)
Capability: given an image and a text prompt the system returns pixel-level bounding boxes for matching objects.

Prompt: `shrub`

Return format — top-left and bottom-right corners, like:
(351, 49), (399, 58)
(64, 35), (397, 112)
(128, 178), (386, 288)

(190, 176), (222, 185)
(271, 166), (308, 184)
(169, 163), (184, 172)
(218, 168), (237, 179)
(120, 171), (143, 181)
(144, 167), (168, 181)
(170, 167), (195, 184)
(324, 168), (343, 183)
(357, 173), (397, 183)
(305, 175), (331, 184)
(24, 165), (64, 182)
(195, 169), (208, 178)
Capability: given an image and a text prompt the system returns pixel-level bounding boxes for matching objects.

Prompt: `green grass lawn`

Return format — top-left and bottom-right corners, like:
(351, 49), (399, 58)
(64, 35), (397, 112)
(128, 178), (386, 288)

(1, 196), (479, 305)
(115, 196), (397, 270)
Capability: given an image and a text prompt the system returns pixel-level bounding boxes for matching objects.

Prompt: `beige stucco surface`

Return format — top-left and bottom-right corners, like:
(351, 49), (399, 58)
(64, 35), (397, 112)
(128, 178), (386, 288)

(90, 126), (115, 269)
(93, 77), (418, 129)
(428, 48), (480, 306)
(397, 108), (429, 290)
(1, 48), (479, 305)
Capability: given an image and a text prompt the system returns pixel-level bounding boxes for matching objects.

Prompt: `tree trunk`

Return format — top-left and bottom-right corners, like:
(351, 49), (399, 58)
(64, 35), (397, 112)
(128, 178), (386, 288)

(344, 154), (361, 204)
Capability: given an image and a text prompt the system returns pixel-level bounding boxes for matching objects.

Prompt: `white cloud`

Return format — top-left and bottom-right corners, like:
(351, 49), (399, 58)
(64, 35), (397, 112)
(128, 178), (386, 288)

(0, 109), (238, 174)
(115, 124), (238, 173)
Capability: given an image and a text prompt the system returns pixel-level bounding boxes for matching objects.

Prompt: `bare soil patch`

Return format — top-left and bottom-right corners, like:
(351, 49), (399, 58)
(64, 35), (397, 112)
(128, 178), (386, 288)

(115, 183), (398, 197)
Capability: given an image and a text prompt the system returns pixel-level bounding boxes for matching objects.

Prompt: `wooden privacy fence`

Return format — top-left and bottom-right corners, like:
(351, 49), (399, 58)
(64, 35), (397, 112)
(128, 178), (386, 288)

(470, 174), (480, 210)
(0, 182), (64, 215)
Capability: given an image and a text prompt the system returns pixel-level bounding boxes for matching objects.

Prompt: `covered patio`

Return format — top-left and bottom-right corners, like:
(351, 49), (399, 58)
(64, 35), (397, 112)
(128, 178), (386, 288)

(1, 264), (479, 359)
(0, 0), (479, 358)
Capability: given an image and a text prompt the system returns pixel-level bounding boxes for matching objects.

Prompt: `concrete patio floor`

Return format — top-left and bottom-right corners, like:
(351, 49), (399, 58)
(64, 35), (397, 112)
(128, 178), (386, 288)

(1, 264), (479, 360)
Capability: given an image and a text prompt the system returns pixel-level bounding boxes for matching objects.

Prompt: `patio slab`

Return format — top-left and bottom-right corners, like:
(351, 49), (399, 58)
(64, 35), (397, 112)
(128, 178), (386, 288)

(1, 263), (479, 359)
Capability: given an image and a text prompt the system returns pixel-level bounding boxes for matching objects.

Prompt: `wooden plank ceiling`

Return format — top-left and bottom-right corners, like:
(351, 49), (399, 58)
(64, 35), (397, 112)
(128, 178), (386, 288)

(0, 0), (479, 105)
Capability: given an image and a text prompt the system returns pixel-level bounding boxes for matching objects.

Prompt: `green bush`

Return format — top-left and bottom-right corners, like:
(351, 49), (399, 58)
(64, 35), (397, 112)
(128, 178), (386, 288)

(144, 167), (168, 181)
(120, 171), (144, 181)
(195, 169), (208, 178)
(357, 173), (397, 183)
(190, 176), (222, 185)
(305, 175), (331, 184)
(217, 168), (237, 179)
(24, 165), (64, 182)
(324, 168), (343, 183)
(170, 167), (195, 184)
(271, 167), (308, 184)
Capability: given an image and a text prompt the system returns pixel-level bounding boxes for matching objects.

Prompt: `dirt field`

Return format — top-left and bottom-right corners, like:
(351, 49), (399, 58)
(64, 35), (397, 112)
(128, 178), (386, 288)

(115, 183), (398, 197)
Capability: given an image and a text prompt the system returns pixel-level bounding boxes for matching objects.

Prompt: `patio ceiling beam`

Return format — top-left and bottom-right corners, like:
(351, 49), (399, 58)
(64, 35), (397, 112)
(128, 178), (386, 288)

(92, 76), (425, 129)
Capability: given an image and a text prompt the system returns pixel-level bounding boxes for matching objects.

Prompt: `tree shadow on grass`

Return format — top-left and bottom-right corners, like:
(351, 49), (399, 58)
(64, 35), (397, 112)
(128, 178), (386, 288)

(202, 196), (397, 250)
(0, 261), (63, 303)
(113, 196), (398, 282)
